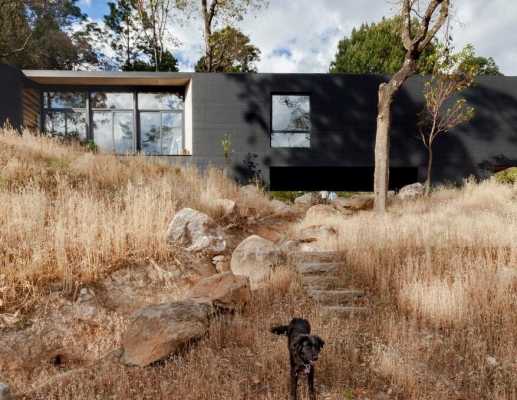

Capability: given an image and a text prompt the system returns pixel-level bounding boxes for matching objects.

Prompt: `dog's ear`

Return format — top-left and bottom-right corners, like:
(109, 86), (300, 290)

(314, 336), (325, 350)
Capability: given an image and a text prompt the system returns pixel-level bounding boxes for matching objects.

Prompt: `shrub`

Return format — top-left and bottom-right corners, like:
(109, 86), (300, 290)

(495, 167), (517, 184)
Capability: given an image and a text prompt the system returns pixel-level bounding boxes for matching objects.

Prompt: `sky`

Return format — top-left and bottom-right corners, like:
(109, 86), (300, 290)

(78, 0), (517, 75)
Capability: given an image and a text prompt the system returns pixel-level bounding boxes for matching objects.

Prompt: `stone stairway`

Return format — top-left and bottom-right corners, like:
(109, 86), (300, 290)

(292, 252), (368, 318)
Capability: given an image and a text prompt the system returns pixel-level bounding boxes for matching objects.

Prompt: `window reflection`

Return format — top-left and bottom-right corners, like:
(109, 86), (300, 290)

(271, 95), (311, 148)
(141, 112), (183, 155)
(93, 111), (134, 154)
(42, 91), (186, 155)
(91, 92), (133, 109)
(45, 92), (86, 109)
(138, 93), (184, 110)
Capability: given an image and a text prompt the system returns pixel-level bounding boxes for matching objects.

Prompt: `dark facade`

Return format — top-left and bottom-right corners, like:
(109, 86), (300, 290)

(1, 64), (516, 190)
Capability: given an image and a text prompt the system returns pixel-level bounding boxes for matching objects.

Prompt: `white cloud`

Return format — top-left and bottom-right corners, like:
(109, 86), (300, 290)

(170, 0), (516, 75)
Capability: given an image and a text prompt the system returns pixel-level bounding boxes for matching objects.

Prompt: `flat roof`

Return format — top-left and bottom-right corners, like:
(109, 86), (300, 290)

(23, 70), (193, 86)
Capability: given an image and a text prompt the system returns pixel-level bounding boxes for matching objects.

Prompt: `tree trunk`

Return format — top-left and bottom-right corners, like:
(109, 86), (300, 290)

(374, 83), (393, 213)
(201, 0), (213, 72)
(425, 145), (433, 196)
(373, 58), (416, 213)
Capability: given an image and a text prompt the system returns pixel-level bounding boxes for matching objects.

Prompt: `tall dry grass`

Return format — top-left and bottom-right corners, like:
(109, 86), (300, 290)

(0, 128), (272, 312)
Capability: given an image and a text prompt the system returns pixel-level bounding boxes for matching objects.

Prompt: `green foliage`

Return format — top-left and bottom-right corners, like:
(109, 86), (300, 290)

(0, 0), (99, 69)
(330, 17), (502, 76)
(85, 140), (98, 153)
(269, 191), (305, 203)
(195, 26), (260, 72)
(495, 167), (517, 185)
(330, 17), (436, 74)
(221, 133), (232, 160)
(102, 0), (179, 72)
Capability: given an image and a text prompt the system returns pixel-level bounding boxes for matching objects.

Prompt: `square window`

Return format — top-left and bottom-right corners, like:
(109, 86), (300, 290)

(271, 95), (311, 148)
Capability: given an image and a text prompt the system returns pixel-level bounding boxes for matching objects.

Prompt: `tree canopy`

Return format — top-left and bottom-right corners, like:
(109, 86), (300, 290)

(330, 16), (501, 76)
(195, 26), (260, 72)
(0, 0), (99, 69)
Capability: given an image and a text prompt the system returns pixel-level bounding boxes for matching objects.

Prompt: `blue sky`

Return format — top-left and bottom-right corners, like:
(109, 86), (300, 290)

(79, 0), (109, 20)
(77, 0), (517, 75)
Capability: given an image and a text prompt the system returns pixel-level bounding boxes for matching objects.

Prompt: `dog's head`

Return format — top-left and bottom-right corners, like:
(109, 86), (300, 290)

(295, 335), (325, 367)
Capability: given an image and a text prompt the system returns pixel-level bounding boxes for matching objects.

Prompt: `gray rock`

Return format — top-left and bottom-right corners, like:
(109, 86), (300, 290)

(166, 208), (226, 253)
(0, 383), (11, 400)
(270, 199), (292, 215)
(397, 183), (424, 200)
(230, 235), (284, 289)
(294, 192), (317, 206)
(121, 300), (212, 367)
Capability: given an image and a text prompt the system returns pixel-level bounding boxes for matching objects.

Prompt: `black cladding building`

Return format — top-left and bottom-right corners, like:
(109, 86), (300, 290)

(1, 64), (516, 190)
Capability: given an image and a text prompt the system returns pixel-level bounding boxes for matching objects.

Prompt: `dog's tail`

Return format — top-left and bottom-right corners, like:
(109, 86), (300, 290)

(270, 325), (289, 336)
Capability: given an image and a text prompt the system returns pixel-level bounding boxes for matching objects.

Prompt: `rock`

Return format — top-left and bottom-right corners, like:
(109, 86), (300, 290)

(212, 255), (230, 273)
(294, 192), (317, 206)
(121, 300), (212, 367)
(397, 183), (424, 200)
(240, 184), (261, 197)
(295, 225), (339, 252)
(0, 383), (11, 400)
(486, 356), (498, 367)
(230, 235), (284, 289)
(213, 198), (237, 217)
(76, 287), (95, 303)
(270, 199), (292, 215)
(167, 208), (226, 253)
(339, 194), (374, 211)
(188, 272), (251, 311)
(305, 204), (344, 221)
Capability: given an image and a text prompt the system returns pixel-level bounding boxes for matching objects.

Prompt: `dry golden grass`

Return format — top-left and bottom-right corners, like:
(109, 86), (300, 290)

(0, 128), (272, 313)
(2, 128), (517, 399)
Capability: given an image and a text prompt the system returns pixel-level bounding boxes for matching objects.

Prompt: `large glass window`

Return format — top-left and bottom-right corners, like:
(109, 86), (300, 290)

(92, 92), (135, 154)
(138, 93), (184, 155)
(42, 90), (185, 155)
(271, 95), (311, 148)
(43, 92), (87, 140)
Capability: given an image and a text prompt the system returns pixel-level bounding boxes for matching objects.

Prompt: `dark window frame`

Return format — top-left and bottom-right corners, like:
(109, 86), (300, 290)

(270, 92), (312, 149)
(40, 86), (187, 156)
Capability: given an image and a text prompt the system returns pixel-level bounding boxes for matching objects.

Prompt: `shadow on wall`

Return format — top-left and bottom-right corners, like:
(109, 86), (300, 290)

(225, 73), (497, 190)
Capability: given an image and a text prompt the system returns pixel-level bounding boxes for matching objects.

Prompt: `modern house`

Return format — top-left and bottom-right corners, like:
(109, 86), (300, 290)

(1, 64), (516, 190)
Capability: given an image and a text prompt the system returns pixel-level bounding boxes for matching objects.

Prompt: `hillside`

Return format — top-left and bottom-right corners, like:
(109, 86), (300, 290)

(0, 128), (516, 399)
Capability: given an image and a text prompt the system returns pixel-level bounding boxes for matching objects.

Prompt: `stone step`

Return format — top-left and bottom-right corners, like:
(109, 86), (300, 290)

(308, 289), (365, 305)
(320, 306), (368, 319)
(301, 275), (345, 290)
(297, 262), (343, 275)
(291, 251), (343, 264)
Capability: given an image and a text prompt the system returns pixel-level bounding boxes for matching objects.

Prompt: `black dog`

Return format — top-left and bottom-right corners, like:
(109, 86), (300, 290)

(271, 318), (325, 400)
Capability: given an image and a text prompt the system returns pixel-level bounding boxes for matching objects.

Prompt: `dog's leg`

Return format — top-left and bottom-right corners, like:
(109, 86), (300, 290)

(308, 367), (316, 400)
(289, 368), (298, 400)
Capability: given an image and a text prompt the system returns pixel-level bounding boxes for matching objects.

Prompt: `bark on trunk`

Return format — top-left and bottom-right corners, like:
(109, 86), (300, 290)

(374, 83), (392, 212)
(373, 60), (416, 212)
(425, 146), (433, 196)
(201, 0), (213, 72)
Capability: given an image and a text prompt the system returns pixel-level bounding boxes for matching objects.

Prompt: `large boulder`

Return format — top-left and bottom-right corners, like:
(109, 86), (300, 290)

(337, 194), (375, 211)
(230, 235), (284, 289)
(397, 183), (424, 201)
(295, 225), (339, 252)
(121, 300), (212, 367)
(270, 199), (293, 216)
(188, 272), (251, 311)
(166, 208), (226, 253)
